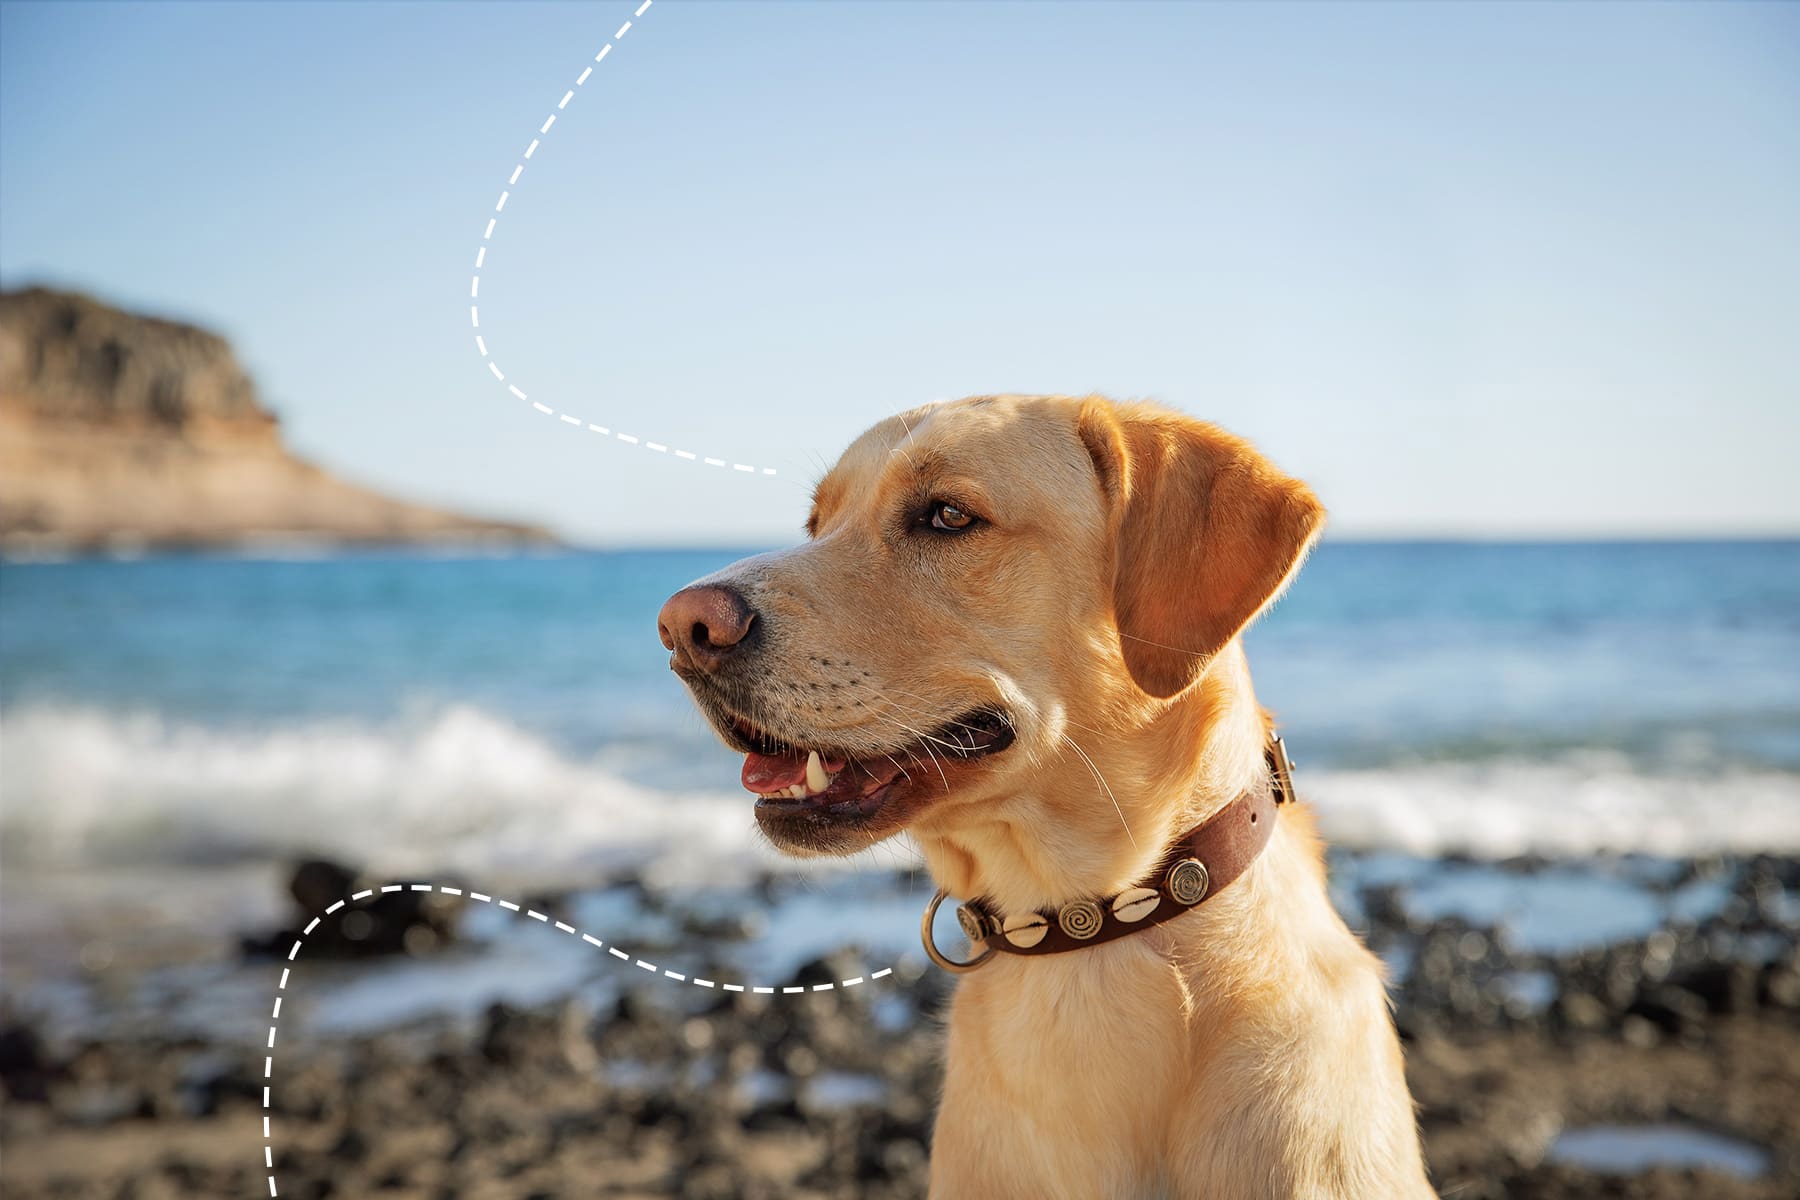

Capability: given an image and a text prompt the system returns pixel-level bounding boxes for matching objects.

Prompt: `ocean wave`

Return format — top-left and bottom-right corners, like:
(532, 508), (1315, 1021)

(2, 705), (1796, 876)
(0, 703), (783, 887)
(1306, 757), (1800, 859)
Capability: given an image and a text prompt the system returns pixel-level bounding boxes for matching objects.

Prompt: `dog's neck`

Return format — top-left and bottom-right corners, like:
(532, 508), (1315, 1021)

(914, 642), (1273, 918)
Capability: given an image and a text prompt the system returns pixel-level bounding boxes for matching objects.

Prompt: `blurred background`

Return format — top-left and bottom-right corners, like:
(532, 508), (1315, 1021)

(1, 2), (1796, 1198)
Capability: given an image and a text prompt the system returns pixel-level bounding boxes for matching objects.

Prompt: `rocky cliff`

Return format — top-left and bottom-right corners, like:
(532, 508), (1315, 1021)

(0, 287), (552, 552)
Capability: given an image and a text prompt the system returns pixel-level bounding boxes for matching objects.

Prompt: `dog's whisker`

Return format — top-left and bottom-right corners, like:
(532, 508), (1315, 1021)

(852, 688), (996, 739)
(1059, 730), (1136, 850)
(920, 741), (951, 792)
(889, 405), (922, 473)
(1116, 629), (1212, 659)
(849, 695), (985, 760)
(845, 683), (944, 714)
(862, 703), (953, 792)
(857, 697), (956, 789)
(841, 699), (947, 778)
(890, 687), (1104, 746)
(883, 753), (915, 785)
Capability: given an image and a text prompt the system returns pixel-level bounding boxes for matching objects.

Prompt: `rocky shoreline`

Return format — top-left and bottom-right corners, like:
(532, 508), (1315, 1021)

(3, 852), (1796, 1199)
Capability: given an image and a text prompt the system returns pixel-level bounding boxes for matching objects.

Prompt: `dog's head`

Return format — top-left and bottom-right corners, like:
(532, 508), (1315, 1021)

(657, 395), (1323, 859)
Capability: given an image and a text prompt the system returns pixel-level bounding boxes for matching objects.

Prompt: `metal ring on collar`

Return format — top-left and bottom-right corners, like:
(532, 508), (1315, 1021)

(921, 889), (997, 974)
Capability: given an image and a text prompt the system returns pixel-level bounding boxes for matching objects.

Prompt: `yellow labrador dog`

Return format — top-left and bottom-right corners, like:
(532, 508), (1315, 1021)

(658, 395), (1433, 1199)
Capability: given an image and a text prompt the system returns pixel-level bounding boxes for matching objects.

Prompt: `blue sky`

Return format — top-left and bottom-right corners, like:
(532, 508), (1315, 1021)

(2, 0), (1796, 544)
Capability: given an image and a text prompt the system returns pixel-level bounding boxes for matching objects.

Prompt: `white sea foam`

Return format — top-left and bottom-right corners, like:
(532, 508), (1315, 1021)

(2, 705), (1797, 880)
(0, 703), (787, 889)
(1305, 757), (1800, 859)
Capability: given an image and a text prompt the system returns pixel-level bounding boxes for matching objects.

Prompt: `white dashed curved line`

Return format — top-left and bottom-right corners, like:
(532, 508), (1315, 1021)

(466, 0), (779, 477)
(262, 880), (896, 1195)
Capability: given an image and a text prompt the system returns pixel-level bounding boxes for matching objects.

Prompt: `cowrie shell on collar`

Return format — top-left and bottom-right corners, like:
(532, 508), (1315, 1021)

(1111, 887), (1161, 924)
(1001, 912), (1049, 949)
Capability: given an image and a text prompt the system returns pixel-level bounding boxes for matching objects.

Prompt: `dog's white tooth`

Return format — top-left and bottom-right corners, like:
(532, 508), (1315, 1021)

(805, 750), (828, 793)
(789, 783), (807, 799)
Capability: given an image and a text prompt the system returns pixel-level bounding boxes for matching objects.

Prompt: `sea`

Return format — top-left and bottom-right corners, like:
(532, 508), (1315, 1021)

(2, 539), (1798, 1039)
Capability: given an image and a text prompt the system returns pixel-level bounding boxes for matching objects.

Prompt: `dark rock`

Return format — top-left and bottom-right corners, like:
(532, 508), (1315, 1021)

(789, 952), (867, 992)
(0, 1018), (55, 1103)
(242, 862), (460, 961)
(1628, 986), (1708, 1037)
(1672, 960), (1759, 1015)
(290, 860), (358, 917)
(741, 1097), (806, 1132)
(328, 1128), (370, 1162)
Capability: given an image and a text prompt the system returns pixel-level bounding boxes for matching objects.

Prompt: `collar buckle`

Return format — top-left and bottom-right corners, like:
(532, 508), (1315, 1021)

(1268, 734), (1297, 805)
(921, 889), (997, 974)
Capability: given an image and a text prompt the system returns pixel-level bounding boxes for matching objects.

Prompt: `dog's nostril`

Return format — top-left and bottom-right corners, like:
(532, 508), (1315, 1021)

(657, 583), (755, 667)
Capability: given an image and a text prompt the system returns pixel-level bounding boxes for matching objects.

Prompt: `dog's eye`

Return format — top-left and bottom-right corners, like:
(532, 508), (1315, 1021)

(928, 501), (976, 533)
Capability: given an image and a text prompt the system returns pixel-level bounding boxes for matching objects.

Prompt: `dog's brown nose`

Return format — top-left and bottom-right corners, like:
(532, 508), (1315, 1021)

(657, 584), (756, 673)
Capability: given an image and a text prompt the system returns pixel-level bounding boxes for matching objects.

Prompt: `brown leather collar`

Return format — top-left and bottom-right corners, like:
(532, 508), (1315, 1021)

(921, 735), (1296, 972)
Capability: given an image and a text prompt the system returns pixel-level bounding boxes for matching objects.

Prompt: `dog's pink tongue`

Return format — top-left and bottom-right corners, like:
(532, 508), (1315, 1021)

(741, 750), (809, 794)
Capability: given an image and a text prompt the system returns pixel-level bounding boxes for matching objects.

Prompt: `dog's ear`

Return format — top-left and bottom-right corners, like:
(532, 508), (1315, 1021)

(1077, 398), (1325, 698)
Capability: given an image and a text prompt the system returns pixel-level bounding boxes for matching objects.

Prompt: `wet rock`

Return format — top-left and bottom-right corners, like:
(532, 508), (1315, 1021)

(242, 860), (460, 961)
(680, 908), (764, 942)
(789, 951), (869, 992)
(289, 859), (357, 916)
(1672, 960), (1759, 1015)
(328, 1127), (370, 1162)
(1629, 986), (1709, 1037)
(742, 1097), (806, 1132)
(0, 1018), (56, 1103)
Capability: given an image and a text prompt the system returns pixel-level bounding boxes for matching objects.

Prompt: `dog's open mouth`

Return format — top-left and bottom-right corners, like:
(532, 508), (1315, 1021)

(733, 708), (1014, 816)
